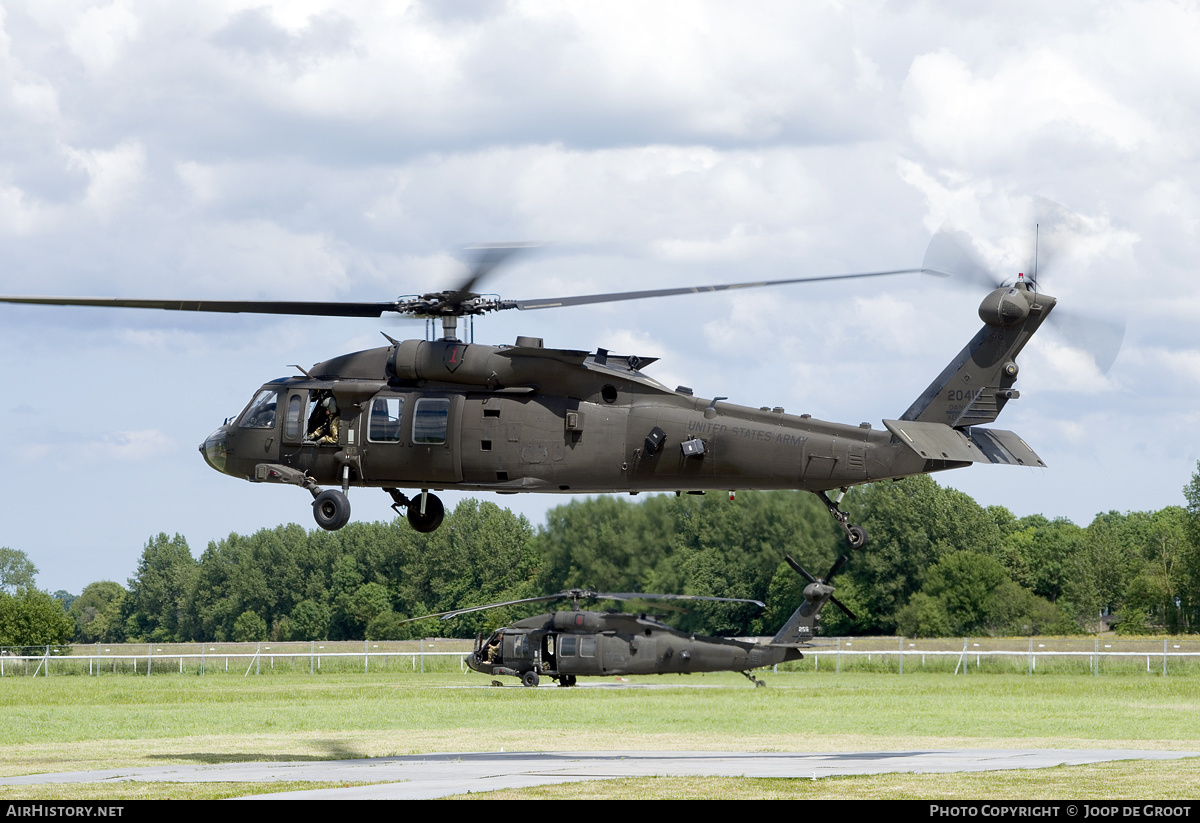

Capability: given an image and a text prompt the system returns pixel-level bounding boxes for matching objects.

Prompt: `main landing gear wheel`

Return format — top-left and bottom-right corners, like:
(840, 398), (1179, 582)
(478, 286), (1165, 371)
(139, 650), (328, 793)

(522, 670), (540, 687)
(406, 492), (445, 533)
(312, 489), (351, 531)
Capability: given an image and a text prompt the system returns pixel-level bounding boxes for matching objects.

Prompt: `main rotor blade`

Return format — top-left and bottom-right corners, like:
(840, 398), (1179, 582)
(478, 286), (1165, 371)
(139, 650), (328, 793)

(446, 243), (539, 307)
(597, 592), (766, 608)
(0, 295), (399, 318)
(507, 268), (928, 311)
(436, 592), (581, 620)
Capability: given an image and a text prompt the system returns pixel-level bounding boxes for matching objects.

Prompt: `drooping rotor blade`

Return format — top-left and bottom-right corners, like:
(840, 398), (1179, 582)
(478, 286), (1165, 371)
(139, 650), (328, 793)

(0, 295), (400, 317)
(419, 588), (766, 622)
(392, 591), (591, 624)
(506, 268), (929, 311)
(436, 590), (593, 620)
(595, 592), (767, 609)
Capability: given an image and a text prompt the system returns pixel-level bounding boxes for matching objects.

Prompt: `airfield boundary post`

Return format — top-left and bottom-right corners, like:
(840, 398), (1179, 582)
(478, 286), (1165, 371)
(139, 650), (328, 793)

(954, 638), (967, 675)
(244, 647), (260, 677)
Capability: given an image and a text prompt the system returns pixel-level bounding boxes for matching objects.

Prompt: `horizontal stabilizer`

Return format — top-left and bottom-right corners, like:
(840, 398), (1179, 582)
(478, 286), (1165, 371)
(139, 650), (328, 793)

(882, 420), (1045, 467)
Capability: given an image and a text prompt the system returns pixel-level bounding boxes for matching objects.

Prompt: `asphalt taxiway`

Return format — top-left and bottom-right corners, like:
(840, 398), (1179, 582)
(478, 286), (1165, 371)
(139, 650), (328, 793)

(3, 749), (1196, 799)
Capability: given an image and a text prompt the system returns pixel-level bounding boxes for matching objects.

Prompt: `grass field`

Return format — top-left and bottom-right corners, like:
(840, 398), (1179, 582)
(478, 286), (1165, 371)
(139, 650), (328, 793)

(3, 669), (1199, 799)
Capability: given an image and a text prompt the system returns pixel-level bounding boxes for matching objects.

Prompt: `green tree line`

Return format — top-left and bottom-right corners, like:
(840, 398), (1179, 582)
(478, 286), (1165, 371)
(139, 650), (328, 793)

(9, 464), (1200, 646)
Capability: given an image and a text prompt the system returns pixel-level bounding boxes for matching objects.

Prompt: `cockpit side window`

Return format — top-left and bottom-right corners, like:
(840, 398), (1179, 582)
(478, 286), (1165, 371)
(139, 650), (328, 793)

(368, 397), (404, 443)
(412, 398), (450, 445)
(239, 389), (279, 429)
(285, 394), (305, 440)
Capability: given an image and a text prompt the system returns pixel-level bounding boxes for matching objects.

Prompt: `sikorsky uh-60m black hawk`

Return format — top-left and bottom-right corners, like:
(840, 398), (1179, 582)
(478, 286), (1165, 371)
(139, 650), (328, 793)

(414, 553), (854, 687)
(0, 214), (1119, 546)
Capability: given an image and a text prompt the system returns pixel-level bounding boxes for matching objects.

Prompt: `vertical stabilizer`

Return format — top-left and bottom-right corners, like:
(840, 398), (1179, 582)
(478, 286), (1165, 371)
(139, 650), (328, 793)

(770, 554), (853, 645)
(901, 282), (1055, 426)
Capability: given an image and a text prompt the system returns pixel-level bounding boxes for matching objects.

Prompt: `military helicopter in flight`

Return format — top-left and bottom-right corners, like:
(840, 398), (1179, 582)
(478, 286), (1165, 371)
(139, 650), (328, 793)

(0, 206), (1119, 546)
(414, 553), (853, 687)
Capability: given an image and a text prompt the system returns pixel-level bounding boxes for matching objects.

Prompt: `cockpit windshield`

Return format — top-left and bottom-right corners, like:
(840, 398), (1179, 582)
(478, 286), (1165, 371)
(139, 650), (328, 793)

(238, 389), (279, 429)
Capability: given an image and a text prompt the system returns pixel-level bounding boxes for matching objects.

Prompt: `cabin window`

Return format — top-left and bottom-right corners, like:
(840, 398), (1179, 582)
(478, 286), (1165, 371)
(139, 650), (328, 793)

(560, 636), (577, 657)
(412, 398), (450, 444)
(239, 389), (278, 430)
(579, 637), (597, 658)
(368, 397), (404, 443)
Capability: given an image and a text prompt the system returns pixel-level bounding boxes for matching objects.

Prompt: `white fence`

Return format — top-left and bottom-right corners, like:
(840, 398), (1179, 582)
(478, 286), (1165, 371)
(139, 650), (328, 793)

(0, 639), (471, 677)
(4, 636), (1200, 678)
(802, 636), (1200, 677)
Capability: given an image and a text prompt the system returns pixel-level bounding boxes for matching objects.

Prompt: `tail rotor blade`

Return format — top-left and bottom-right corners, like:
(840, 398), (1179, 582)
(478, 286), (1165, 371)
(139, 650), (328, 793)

(922, 225), (1003, 290)
(785, 554), (818, 584)
(829, 595), (856, 621)
(824, 554), (850, 583)
(1019, 197), (1088, 290)
(1050, 309), (1126, 375)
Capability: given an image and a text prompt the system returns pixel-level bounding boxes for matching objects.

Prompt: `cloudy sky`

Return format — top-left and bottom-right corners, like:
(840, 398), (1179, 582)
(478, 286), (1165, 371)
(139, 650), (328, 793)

(2, 1), (1198, 594)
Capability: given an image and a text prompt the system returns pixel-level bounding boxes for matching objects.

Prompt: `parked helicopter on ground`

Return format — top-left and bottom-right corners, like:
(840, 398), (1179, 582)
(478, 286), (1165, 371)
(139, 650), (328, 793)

(414, 553), (853, 687)
(0, 207), (1119, 546)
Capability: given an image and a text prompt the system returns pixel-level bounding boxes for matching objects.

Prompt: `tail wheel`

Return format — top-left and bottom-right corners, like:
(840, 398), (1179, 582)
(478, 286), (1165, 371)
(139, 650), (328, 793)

(847, 525), (868, 550)
(313, 489), (351, 531)
(407, 493), (445, 533)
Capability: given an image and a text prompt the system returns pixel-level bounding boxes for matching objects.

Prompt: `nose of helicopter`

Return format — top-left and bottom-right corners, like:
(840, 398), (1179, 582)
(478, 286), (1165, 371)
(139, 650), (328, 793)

(199, 426), (230, 474)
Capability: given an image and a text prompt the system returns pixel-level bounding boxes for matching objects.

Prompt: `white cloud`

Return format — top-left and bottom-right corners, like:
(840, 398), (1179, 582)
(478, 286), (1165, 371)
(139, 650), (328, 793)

(65, 0), (141, 73)
(63, 139), (147, 217)
(904, 49), (1155, 167)
(80, 429), (174, 462)
(5, 0), (1200, 591)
